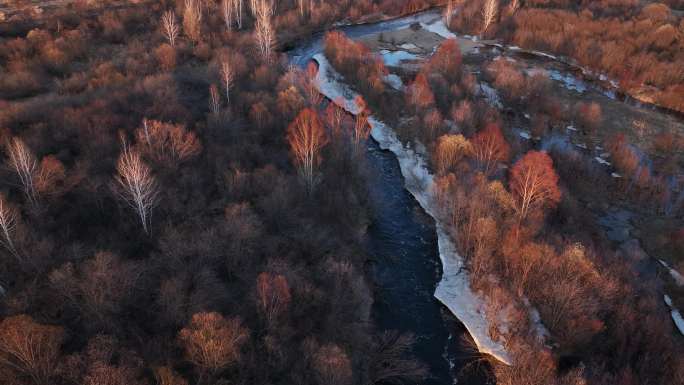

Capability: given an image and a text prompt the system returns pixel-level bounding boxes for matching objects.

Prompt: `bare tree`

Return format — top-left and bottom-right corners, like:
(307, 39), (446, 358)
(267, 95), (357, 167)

(509, 151), (561, 223)
(435, 134), (473, 175)
(135, 119), (202, 167)
(114, 143), (158, 234)
(209, 84), (221, 116)
(220, 59), (235, 104)
(161, 10), (180, 46)
(0, 194), (19, 259)
(287, 108), (328, 192)
(506, 0), (519, 16)
(304, 62), (323, 107)
(256, 272), (292, 327)
(221, 0), (233, 30)
(254, 0), (275, 62)
(5, 137), (38, 204)
(368, 332), (428, 385)
(183, 0), (202, 43)
(178, 312), (248, 383)
(0, 315), (64, 385)
(481, 0), (498, 33)
(444, 0), (456, 26)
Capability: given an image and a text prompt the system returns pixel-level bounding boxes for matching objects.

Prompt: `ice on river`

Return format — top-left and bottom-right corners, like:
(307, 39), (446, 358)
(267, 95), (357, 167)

(664, 295), (684, 336)
(380, 49), (419, 66)
(313, 53), (512, 364)
(419, 19), (457, 39)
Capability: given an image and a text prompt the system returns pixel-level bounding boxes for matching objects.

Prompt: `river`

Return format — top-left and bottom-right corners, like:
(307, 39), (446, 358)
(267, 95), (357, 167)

(288, 10), (493, 385)
(286, 6), (684, 384)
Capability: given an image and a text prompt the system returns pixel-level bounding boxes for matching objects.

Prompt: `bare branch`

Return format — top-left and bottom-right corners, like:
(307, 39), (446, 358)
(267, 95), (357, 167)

(114, 143), (159, 234)
(0, 194), (19, 259)
(161, 10), (180, 47)
(5, 137), (38, 204)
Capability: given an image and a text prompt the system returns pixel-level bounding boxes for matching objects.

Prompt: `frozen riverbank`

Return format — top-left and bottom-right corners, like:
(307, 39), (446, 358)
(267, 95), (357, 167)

(313, 53), (511, 364)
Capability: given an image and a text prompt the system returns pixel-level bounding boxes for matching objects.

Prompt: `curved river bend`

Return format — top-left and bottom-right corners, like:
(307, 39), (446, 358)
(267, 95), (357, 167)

(288, 11), (491, 385)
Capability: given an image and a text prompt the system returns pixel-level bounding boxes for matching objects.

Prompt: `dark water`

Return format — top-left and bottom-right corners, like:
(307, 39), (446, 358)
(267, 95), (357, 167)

(365, 138), (491, 384)
(287, 10), (491, 384)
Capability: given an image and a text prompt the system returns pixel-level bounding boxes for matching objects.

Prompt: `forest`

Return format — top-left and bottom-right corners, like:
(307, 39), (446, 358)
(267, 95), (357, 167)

(0, 0), (683, 385)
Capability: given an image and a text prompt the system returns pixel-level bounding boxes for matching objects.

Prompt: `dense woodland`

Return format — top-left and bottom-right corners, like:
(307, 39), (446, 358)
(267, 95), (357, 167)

(0, 0), (683, 385)
(450, 0), (684, 112)
(0, 1), (450, 385)
(322, 12), (684, 385)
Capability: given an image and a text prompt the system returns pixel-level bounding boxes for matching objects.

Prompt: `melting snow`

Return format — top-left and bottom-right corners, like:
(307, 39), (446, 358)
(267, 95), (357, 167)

(419, 19), (457, 39)
(313, 53), (512, 365)
(399, 43), (418, 50)
(478, 83), (503, 109)
(380, 49), (419, 66)
(595, 157), (611, 166)
(384, 73), (404, 90)
(659, 260), (684, 286)
(549, 70), (587, 93)
(664, 295), (684, 336)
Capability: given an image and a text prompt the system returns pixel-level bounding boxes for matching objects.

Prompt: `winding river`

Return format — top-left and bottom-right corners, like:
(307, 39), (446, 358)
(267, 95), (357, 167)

(287, 7), (684, 384)
(288, 11), (493, 385)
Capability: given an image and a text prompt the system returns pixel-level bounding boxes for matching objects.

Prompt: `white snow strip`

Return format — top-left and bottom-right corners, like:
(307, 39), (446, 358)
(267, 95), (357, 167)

(549, 70), (587, 93)
(595, 157), (611, 166)
(478, 83), (503, 109)
(664, 295), (684, 336)
(399, 43), (418, 50)
(313, 53), (512, 365)
(566, 125), (577, 131)
(519, 131), (531, 140)
(384, 73), (404, 90)
(380, 49), (419, 66)
(611, 172), (622, 178)
(659, 260), (684, 286)
(531, 50), (557, 60)
(419, 19), (457, 39)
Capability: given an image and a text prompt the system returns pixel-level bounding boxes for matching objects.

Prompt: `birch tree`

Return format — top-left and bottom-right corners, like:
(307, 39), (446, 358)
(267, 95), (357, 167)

(481, 0), (498, 33)
(444, 0), (456, 26)
(220, 59), (235, 103)
(254, 0), (275, 62)
(509, 151), (561, 223)
(183, 0), (202, 43)
(0, 194), (19, 259)
(0, 315), (64, 385)
(161, 10), (180, 46)
(114, 143), (158, 234)
(6, 137), (38, 204)
(471, 123), (510, 175)
(209, 84), (221, 116)
(287, 108), (328, 192)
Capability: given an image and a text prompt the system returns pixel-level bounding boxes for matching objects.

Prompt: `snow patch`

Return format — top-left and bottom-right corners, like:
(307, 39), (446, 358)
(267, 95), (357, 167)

(399, 42), (418, 50)
(419, 19), (457, 39)
(664, 295), (684, 336)
(380, 49), (419, 66)
(595, 157), (611, 166)
(313, 53), (512, 365)
(384, 73), (404, 90)
(519, 131), (531, 140)
(659, 260), (684, 286)
(478, 83), (503, 109)
(549, 70), (587, 93)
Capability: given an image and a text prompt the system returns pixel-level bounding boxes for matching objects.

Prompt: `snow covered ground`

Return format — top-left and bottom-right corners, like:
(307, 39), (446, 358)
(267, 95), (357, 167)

(664, 295), (684, 336)
(380, 49), (419, 66)
(313, 53), (512, 364)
